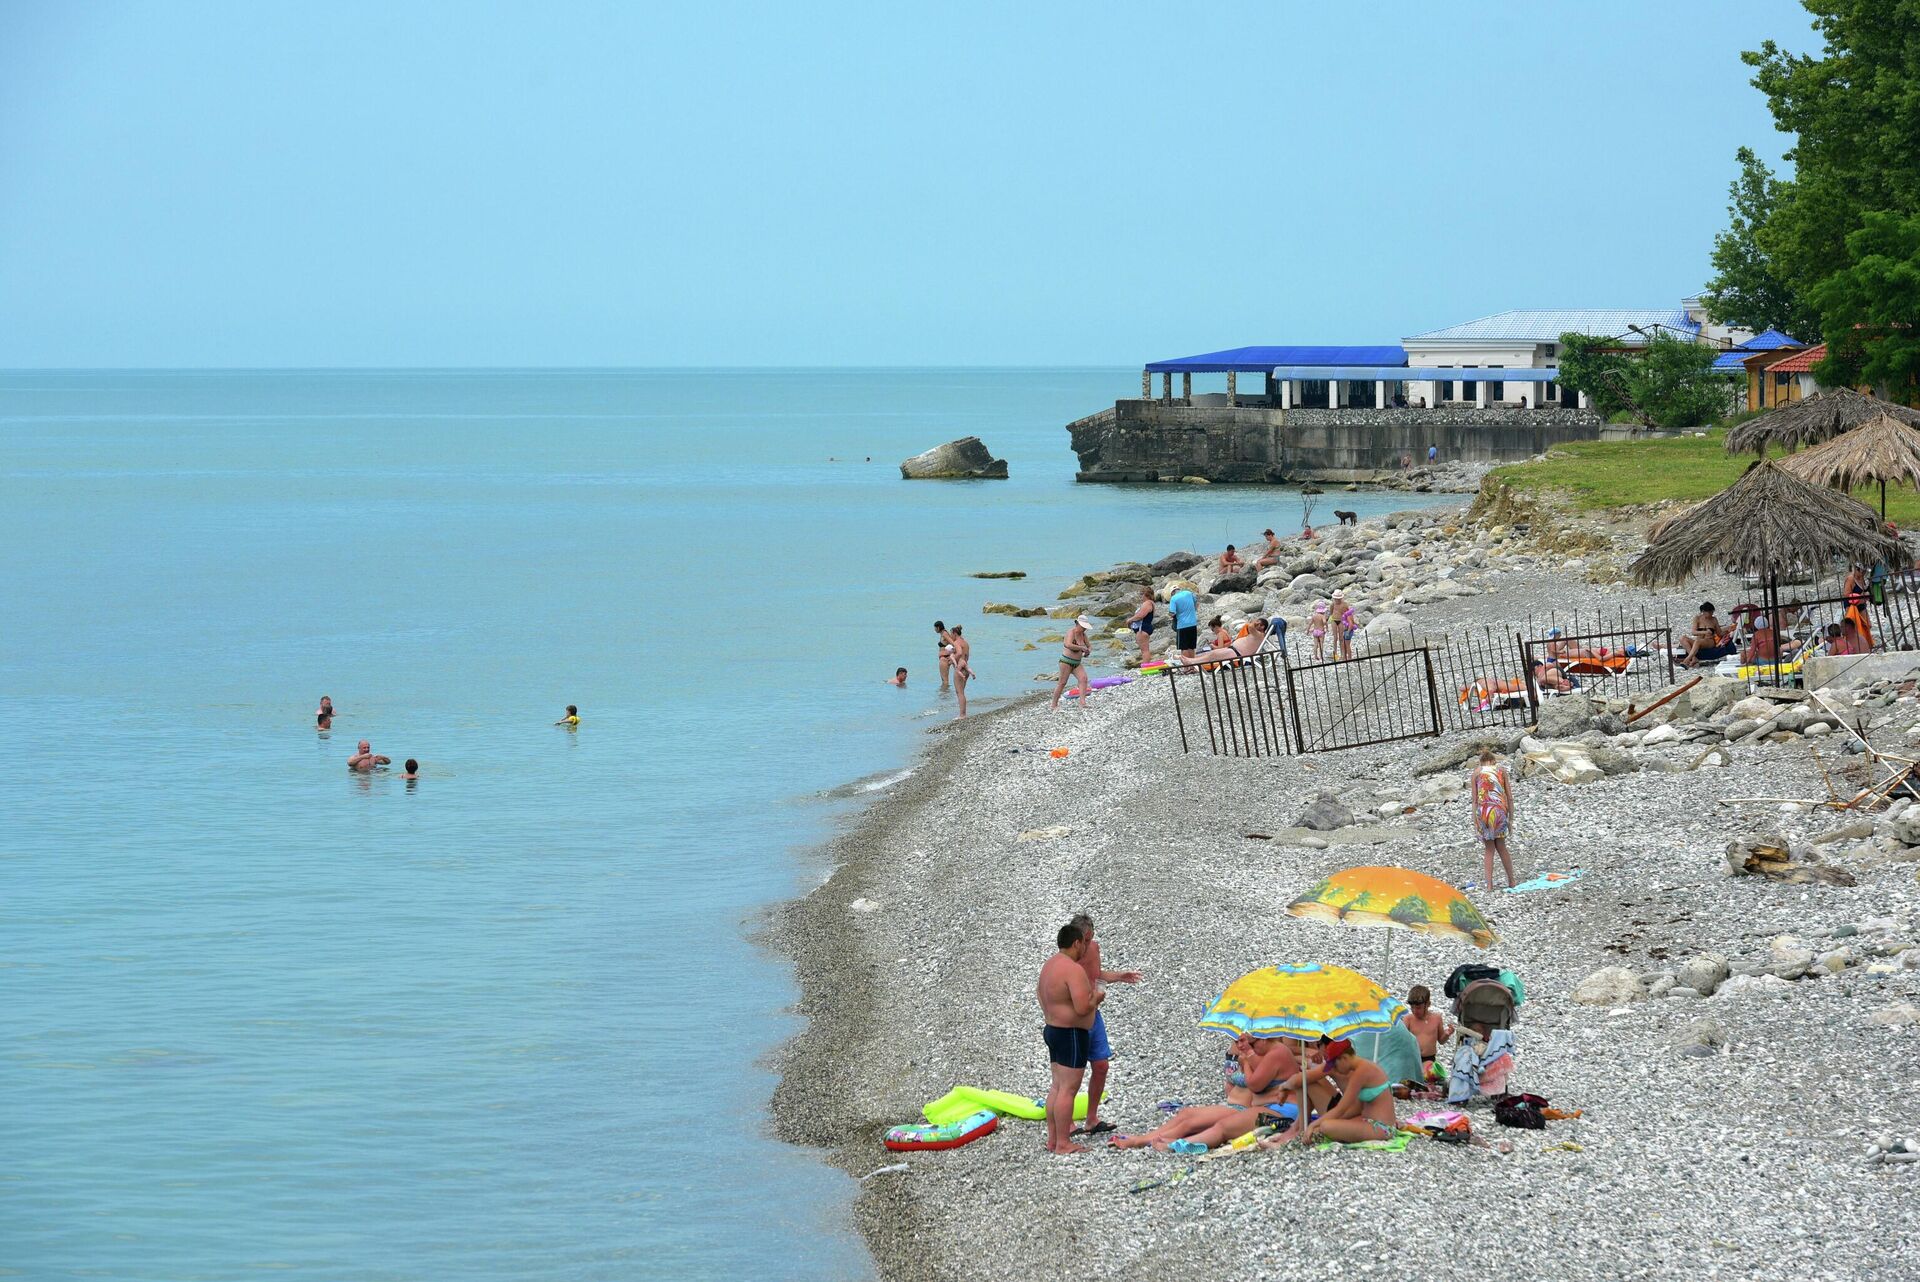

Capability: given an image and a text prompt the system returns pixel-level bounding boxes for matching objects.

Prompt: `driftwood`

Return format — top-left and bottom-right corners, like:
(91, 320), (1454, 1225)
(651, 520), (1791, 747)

(1627, 677), (1701, 726)
(1727, 835), (1857, 886)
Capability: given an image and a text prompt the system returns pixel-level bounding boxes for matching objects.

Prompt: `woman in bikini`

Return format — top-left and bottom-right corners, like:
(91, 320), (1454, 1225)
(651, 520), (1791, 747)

(934, 620), (954, 692)
(1109, 1034), (1328, 1152)
(1264, 1038), (1397, 1146)
(1049, 615), (1093, 711)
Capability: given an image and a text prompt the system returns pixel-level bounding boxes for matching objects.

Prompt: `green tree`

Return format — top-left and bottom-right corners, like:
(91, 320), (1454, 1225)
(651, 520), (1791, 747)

(1809, 210), (1920, 395)
(1737, 3), (1920, 315)
(1702, 147), (1819, 338)
(1557, 332), (1728, 429)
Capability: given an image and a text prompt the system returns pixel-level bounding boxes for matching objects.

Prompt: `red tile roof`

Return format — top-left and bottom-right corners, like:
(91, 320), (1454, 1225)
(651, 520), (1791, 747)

(1771, 342), (1826, 374)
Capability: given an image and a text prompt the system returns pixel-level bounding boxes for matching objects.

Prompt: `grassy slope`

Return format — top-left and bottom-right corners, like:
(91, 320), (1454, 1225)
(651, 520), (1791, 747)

(1489, 429), (1920, 525)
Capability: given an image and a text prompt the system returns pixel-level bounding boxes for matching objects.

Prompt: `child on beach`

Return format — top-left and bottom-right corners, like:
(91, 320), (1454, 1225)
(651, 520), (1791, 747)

(1332, 591), (1357, 660)
(1404, 985), (1453, 1073)
(1471, 749), (1517, 892)
(1309, 600), (1330, 660)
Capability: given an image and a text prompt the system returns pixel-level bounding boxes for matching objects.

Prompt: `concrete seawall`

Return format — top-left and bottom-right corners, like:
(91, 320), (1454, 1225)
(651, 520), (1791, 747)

(1067, 400), (1604, 483)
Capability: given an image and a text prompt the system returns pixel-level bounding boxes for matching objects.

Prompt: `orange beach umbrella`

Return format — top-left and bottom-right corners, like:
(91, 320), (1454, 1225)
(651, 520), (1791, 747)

(1287, 865), (1497, 951)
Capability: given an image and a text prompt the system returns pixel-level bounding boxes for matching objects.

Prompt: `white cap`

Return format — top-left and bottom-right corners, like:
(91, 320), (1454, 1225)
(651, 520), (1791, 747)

(1076, 615), (1094, 629)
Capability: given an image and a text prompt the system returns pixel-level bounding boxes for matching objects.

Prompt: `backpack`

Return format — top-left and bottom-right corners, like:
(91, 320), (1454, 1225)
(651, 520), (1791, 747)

(1493, 1092), (1549, 1130)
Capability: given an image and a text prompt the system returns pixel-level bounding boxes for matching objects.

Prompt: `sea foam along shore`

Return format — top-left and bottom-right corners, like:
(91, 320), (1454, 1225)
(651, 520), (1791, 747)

(770, 505), (1920, 1282)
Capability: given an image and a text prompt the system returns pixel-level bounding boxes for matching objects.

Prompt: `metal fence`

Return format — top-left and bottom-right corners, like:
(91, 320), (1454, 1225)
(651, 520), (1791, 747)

(1163, 650), (1293, 757)
(1283, 646), (1443, 753)
(1518, 626), (1675, 714)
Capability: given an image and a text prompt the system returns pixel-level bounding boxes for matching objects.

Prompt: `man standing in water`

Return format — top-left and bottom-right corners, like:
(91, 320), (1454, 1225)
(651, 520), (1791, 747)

(1037, 921), (1103, 1155)
(347, 740), (390, 771)
(1068, 912), (1140, 1139)
(948, 624), (972, 717)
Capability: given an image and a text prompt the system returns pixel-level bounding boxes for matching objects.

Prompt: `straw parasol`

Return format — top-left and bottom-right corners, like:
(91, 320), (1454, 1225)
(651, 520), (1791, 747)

(1776, 411), (1920, 518)
(1724, 387), (1920, 455)
(1630, 459), (1904, 588)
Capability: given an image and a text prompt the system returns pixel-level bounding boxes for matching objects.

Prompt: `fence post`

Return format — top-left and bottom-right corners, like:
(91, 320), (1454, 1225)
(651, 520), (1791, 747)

(1282, 659), (1305, 755)
(1424, 650), (1443, 738)
(1166, 669), (1190, 754)
(1517, 632), (1539, 720)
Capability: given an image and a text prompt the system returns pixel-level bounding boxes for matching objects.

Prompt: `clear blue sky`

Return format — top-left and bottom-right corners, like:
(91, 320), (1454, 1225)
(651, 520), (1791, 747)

(0, 2), (1819, 368)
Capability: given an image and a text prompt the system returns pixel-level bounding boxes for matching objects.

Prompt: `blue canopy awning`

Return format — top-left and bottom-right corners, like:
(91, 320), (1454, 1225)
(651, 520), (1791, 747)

(1263, 366), (1559, 382)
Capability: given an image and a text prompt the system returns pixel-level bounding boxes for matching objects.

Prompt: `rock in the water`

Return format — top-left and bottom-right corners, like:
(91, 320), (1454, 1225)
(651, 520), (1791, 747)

(1675, 952), (1730, 996)
(982, 602), (1048, 617)
(969, 570), (1027, 579)
(1295, 792), (1355, 831)
(1570, 966), (1646, 1006)
(900, 436), (1008, 479)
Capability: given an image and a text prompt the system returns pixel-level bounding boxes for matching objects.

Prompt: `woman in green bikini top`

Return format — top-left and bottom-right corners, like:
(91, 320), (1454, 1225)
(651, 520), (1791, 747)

(1283, 1036), (1398, 1147)
(1049, 616), (1095, 711)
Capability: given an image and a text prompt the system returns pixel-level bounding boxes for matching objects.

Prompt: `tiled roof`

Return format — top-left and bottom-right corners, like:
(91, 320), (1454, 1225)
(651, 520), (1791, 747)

(1711, 327), (1804, 371)
(1771, 343), (1826, 374)
(1405, 309), (1699, 344)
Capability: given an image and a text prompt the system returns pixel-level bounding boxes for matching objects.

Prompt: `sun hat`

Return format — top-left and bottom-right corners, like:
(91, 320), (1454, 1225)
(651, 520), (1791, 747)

(1075, 615), (1093, 629)
(1312, 600), (1330, 614)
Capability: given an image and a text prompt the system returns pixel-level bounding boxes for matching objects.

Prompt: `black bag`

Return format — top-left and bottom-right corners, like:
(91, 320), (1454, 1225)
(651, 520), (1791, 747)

(1443, 963), (1500, 1001)
(1493, 1092), (1548, 1130)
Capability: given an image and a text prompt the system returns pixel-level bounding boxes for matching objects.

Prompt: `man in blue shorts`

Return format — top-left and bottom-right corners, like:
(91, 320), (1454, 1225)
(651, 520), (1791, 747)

(1069, 913), (1142, 1139)
(1036, 921), (1103, 1155)
(1168, 584), (1200, 658)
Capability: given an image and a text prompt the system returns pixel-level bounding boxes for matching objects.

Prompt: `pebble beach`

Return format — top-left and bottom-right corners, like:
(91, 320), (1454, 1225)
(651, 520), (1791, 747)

(771, 491), (1920, 1282)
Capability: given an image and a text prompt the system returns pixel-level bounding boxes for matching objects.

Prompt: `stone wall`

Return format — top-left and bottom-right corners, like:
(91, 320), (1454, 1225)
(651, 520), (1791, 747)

(1068, 400), (1604, 483)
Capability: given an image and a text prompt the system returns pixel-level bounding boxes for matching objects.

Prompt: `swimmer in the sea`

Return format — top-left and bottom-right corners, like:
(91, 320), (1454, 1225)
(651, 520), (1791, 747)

(555, 704), (580, 727)
(400, 758), (419, 780)
(886, 667), (907, 686)
(317, 695), (334, 729)
(347, 740), (391, 772)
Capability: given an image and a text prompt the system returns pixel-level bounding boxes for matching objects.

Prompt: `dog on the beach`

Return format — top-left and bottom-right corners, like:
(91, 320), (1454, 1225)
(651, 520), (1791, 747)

(1333, 509), (1358, 526)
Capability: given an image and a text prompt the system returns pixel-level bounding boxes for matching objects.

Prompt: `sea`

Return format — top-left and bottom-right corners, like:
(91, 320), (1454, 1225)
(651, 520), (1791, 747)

(0, 369), (1441, 1280)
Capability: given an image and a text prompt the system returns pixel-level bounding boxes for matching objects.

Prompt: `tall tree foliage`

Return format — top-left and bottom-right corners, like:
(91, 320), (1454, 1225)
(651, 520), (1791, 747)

(1708, 1), (1920, 385)
(1810, 211), (1920, 394)
(1702, 148), (1817, 339)
(1558, 333), (1728, 429)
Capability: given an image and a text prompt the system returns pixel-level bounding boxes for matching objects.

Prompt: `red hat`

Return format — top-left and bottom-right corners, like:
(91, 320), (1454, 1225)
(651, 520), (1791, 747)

(1319, 1037), (1353, 1062)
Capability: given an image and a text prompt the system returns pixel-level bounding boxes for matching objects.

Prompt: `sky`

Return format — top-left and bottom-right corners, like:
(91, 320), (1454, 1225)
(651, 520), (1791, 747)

(0, 1), (1822, 368)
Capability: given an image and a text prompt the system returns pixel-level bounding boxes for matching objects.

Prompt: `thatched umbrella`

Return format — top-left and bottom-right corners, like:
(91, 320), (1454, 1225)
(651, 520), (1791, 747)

(1631, 461), (1905, 684)
(1724, 387), (1920, 455)
(1776, 411), (1920, 517)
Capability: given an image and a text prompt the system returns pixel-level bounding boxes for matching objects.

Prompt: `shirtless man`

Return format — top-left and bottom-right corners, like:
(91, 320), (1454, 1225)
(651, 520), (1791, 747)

(934, 621), (954, 692)
(948, 625), (972, 718)
(347, 740), (391, 772)
(400, 758), (420, 780)
(1220, 544), (1243, 575)
(1254, 529), (1282, 568)
(1067, 913), (1141, 1138)
(1037, 922), (1104, 1155)
(885, 667), (907, 687)
(316, 695), (334, 729)
(1404, 985), (1454, 1073)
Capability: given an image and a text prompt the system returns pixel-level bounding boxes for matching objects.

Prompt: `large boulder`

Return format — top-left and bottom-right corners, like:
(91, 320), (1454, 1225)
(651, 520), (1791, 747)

(1571, 966), (1646, 1006)
(900, 436), (1008, 479)
(1688, 677), (1746, 720)
(1675, 952), (1730, 997)
(1536, 694), (1598, 738)
(1211, 570), (1257, 595)
(1151, 551), (1202, 575)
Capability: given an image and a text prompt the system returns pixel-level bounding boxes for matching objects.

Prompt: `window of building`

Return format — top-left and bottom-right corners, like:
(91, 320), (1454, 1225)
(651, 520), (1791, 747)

(1489, 365), (1505, 402)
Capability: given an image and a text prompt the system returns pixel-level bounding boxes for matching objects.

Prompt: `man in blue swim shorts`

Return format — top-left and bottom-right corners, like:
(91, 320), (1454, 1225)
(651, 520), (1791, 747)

(1068, 912), (1141, 1139)
(1036, 921), (1103, 1155)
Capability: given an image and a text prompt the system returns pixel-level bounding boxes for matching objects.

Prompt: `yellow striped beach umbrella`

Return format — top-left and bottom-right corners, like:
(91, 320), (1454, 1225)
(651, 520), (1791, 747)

(1287, 865), (1497, 950)
(1198, 962), (1406, 1041)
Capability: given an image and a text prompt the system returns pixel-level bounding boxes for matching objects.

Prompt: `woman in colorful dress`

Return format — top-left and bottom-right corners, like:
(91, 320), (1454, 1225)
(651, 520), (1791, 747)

(1471, 749), (1516, 892)
(1843, 565), (1876, 650)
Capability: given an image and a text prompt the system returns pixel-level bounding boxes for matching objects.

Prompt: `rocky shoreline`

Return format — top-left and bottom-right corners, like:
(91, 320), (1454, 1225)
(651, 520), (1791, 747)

(769, 487), (1920, 1282)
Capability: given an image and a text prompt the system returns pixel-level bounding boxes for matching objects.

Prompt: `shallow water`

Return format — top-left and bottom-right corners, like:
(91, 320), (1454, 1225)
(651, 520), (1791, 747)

(0, 369), (1442, 1279)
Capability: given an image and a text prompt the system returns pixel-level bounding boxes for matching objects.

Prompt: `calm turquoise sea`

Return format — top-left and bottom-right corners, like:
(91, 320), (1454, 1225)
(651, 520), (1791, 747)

(0, 369), (1436, 1280)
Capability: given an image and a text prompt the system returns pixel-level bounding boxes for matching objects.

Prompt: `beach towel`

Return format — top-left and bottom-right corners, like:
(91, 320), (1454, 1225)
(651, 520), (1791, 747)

(1563, 655), (1630, 676)
(1312, 1131), (1412, 1153)
(1506, 868), (1585, 894)
(1447, 1029), (1516, 1105)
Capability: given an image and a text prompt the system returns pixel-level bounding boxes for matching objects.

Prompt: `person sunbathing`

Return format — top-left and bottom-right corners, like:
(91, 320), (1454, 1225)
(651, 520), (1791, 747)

(1676, 603), (1735, 667)
(1261, 1037), (1397, 1147)
(1108, 1034), (1294, 1150)
(1529, 658), (1575, 693)
(1741, 615), (1779, 665)
(1460, 675), (1528, 709)
(1176, 618), (1268, 666)
(1111, 1034), (1332, 1152)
